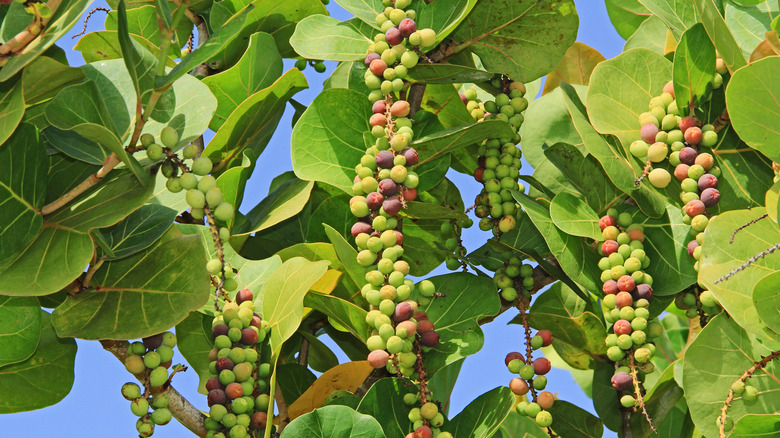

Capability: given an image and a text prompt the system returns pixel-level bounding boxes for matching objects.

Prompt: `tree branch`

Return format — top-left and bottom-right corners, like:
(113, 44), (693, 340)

(100, 340), (207, 437)
(0, 0), (62, 62)
(407, 83), (426, 117)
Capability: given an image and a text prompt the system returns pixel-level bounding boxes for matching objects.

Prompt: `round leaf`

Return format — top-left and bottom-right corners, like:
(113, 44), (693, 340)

(0, 296), (42, 367)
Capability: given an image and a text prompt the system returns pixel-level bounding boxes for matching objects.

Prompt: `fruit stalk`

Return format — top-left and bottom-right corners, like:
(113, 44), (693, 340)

(718, 350), (780, 438)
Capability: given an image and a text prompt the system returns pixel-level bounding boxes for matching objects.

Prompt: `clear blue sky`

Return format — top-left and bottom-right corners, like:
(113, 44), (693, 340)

(3, 2), (624, 436)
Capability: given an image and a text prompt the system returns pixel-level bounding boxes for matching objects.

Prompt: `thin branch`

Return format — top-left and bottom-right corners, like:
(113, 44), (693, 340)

(628, 351), (656, 432)
(407, 84), (426, 117)
(100, 340), (207, 437)
(712, 109), (730, 133)
(41, 155), (121, 215)
(730, 213), (768, 243)
(714, 243), (780, 284)
(719, 350), (780, 438)
(275, 380), (290, 433)
(0, 0), (62, 62)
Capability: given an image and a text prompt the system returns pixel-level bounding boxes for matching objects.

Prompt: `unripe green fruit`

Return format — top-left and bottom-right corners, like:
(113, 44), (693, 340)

(151, 392), (169, 409)
(533, 376), (547, 390)
(535, 410), (553, 428)
(150, 366), (168, 387)
(525, 402), (542, 418)
(146, 144), (164, 161)
(137, 419), (154, 437)
(648, 168), (671, 188)
(420, 402), (438, 420)
(743, 385), (759, 402)
(530, 335), (543, 350)
(160, 126), (179, 148)
(156, 345), (174, 363)
(214, 202), (234, 222)
(186, 189), (206, 209)
(151, 407), (172, 425)
(122, 382), (142, 400)
(730, 380), (745, 395)
(607, 346), (625, 361)
(191, 157), (213, 176)
(140, 133), (155, 147)
(620, 395), (636, 408)
(647, 142), (668, 162)
(166, 177), (183, 193)
(630, 140), (649, 158)
(207, 259), (223, 275)
(519, 364), (535, 380)
(131, 397), (149, 417)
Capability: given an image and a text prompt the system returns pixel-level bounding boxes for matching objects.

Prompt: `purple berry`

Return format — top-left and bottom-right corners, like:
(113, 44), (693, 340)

(611, 372), (633, 391)
(402, 148), (418, 165)
(211, 324), (229, 339)
(364, 53), (380, 66)
(698, 174), (718, 191)
(207, 389), (227, 406)
(700, 188), (720, 207)
(635, 284), (653, 300)
(399, 18), (417, 38)
(385, 27), (403, 46)
(375, 150), (394, 169)
(679, 147), (697, 165)
(379, 179), (398, 196)
(366, 192), (384, 210)
(383, 196), (402, 216)
(372, 100), (386, 114)
(351, 221), (373, 237)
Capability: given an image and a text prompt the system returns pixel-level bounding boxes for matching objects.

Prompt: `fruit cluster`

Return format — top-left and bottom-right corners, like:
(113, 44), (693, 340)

(596, 210), (664, 411)
(439, 218), (473, 271)
(493, 256), (536, 302)
(470, 83), (528, 236)
(142, 127), (235, 226)
(507, 330), (556, 428)
(122, 332), (179, 437)
(203, 289), (273, 438)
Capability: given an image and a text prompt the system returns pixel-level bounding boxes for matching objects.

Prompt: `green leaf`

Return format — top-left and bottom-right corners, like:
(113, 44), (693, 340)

(726, 57), (780, 161)
(523, 282), (606, 367)
(304, 292), (369, 344)
(549, 192), (602, 240)
(202, 32), (283, 131)
(427, 359), (464, 415)
(322, 61), (371, 96)
(290, 15), (373, 62)
(494, 411), (548, 438)
(216, 150), (256, 229)
(673, 23), (716, 117)
(95, 204), (177, 261)
(543, 143), (623, 213)
(414, 0), (478, 45)
(155, 4), (253, 90)
(117, 0), (149, 100)
(637, 0), (699, 39)
(281, 405), (386, 438)
(699, 207), (780, 341)
(204, 68), (308, 173)
(0, 0), (93, 82)
(450, 0), (579, 82)
(291, 88), (370, 193)
(586, 47), (673, 155)
(356, 377), (417, 438)
(0, 296), (42, 367)
(442, 386), (515, 438)
(208, 0), (327, 61)
(0, 225), (92, 297)
(175, 311), (214, 394)
(624, 15), (669, 54)
(51, 227), (211, 340)
(407, 64), (493, 84)
(0, 314), (76, 413)
(605, 0), (652, 39)
(513, 191), (601, 294)
(332, 0), (383, 29)
(548, 400), (604, 438)
(683, 314), (780, 438)
(421, 272), (500, 377)
(766, 180), (780, 224)
(323, 224), (364, 292)
(412, 120), (515, 170)
(299, 331), (339, 373)
(238, 178), (314, 235)
(0, 80), (25, 145)
(42, 127), (110, 165)
(104, 5), (193, 55)
(692, 0), (748, 74)
(0, 123), (45, 263)
(563, 82), (667, 218)
(74, 31), (177, 67)
(277, 363), (317, 406)
(734, 414), (780, 437)
(592, 361), (624, 432)
(260, 257), (330, 355)
(724, 2), (780, 60)
(21, 56), (85, 106)
(753, 272), (780, 335)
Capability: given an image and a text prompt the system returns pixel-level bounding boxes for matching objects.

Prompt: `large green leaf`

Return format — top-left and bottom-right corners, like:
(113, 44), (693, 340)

(305, 292), (369, 343)
(407, 63), (493, 84)
(592, 361), (624, 432)
(277, 363), (317, 406)
(548, 400), (604, 438)
(0, 123), (45, 264)
(412, 120), (515, 170)
(494, 411), (548, 438)
(356, 378), (418, 438)
(450, 0), (578, 82)
(586, 48), (673, 153)
(290, 15), (372, 62)
(155, 4), (253, 89)
(549, 192), (602, 240)
(624, 15), (669, 54)
(21, 56), (84, 106)
(209, 0), (327, 61)
(699, 207), (780, 342)
(42, 127), (111, 165)
(116, 0), (156, 101)
(523, 282), (606, 368)
(0, 313), (77, 413)
(202, 32), (283, 131)
(238, 178), (314, 235)
(94, 204), (177, 261)
(0, 225), (93, 297)
(291, 88), (370, 193)
(420, 272), (500, 377)
(734, 414), (780, 437)
(605, 0), (652, 39)
(0, 296), (42, 367)
(216, 149), (256, 230)
(74, 31), (177, 67)
(513, 192), (601, 293)
(104, 5), (193, 55)
(683, 314), (780, 438)
(300, 331), (339, 373)
(724, 2), (780, 60)
(414, 0), (478, 44)
(323, 224), (364, 291)
(726, 56), (780, 162)
(752, 272), (780, 335)
(0, 80), (24, 145)
(322, 61), (371, 97)
(693, 0), (747, 74)
(259, 257), (330, 355)
(175, 311), (214, 394)
(51, 227), (211, 340)
(673, 23), (716, 117)
(442, 386), (515, 438)
(0, 0), (93, 81)
(281, 405), (386, 438)
(637, 0), (698, 39)
(204, 68), (308, 173)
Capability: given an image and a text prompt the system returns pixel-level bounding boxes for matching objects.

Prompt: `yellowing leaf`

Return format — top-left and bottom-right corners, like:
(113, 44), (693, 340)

(310, 269), (342, 295)
(287, 361), (373, 419)
(543, 42), (605, 95)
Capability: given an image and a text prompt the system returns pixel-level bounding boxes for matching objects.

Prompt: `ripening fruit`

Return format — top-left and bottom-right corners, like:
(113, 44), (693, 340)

(685, 200), (706, 217)
(533, 357), (551, 375)
(125, 355), (146, 375)
(509, 377), (529, 395)
(122, 382), (142, 400)
(701, 188), (720, 207)
(679, 116), (699, 133)
(684, 127), (703, 145)
(730, 380), (745, 395)
(537, 391), (555, 410)
(640, 124), (660, 143)
(611, 371), (633, 391)
(614, 319), (632, 336)
(648, 168), (671, 188)
(679, 147), (697, 165)
(647, 142), (668, 162)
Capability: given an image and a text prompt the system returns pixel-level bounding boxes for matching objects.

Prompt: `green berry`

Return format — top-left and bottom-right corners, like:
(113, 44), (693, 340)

(186, 189), (206, 209)
(535, 410), (553, 428)
(146, 144), (164, 161)
(191, 157), (213, 176)
(131, 397), (149, 417)
(140, 133), (155, 147)
(214, 202), (235, 222)
(121, 382), (142, 400)
(160, 126), (179, 148)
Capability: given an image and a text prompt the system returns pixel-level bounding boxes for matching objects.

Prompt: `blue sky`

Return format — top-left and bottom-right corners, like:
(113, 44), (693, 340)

(3, 2), (625, 436)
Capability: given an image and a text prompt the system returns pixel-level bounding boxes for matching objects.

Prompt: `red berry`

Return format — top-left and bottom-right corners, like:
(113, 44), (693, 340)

(640, 124), (660, 144)
(375, 150), (394, 169)
(611, 371), (633, 391)
(367, 349), (390, 368)
(684, 126), (703, 145)
(663, 81), (675, 97)
(601, 240), (619, 256)
(369, 59), (387, 76)
(615, 291), (633, 309)
(414, 426), (433, 438)
(537, 329), (553, 347)
(627, 228), (644, 242)
(236, 288), (253, 304)
(687, 240), (700, 257)
(364, 53), (380, 66)
(459, 93), (469, 105)
(617, 275), (636, 292)
(397, 320), (417, 336)
(383, 196), (402, 216)
(207, 389), (227, 406)
(240, 328), (258, 345)
(143, 334), (164, 350)
(603, 280), (619, 295)
(251, 412), (268, 429)
(372, 100), (386, 114)
(414, 311), (428, 321)
(402, 148), (418, 165)
(613, 319), (632, 335)
(366, 192), (384, 210)
(635, 284), (653, 300)
(533, 357), (551, 375)
(679, 116), (700, 133)
(509, 378), (529, 395)
(474, 168), (485, 182)
(225, 382), (243, 399)
(417, 319), (434, 333)
(599, 215), (617, 231)
(394, 230), (404, 245)
(701, 188), (720, 207)
(351, 221), (373, 237)
(698, 174), (718, 191)
(216, 358), (234, 372)
(390, 100), (410, 118)
(205, 377), (223, 392)
(674, 164), (690, 181)
(394, 302), (414, 321)
(212, 324), (229, 339)
(385, 27), (403, 46)
(379, 179), (398, 196)
(504, 351), (525, 366)
(420, 330), (440, 347)
(685, 200), (706, 217)
(369, 113), (386, 127)
(403, 188), (417, 202)
(398, 18), (417, 38)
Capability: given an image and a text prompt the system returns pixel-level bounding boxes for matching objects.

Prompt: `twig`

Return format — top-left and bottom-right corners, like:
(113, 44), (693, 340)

(72, 7), (110, 38)
(298, 337), (310, 368)
(100, 340), (207, 437)
(718, 350), (780, 438)
(203, 205), (227, 308)
(407, 84), (426, 117)
(275, 380), (290, 433)
(730, 213), (768, 243)
(628, 351), (656, 432)
(82, 258), (106, 289)
(712, 109), (730, 133)
(413, 340), (432, 427)
(634, 160), (652, 187)
(41, 155), (121, 215)
(714, 243), (780, 284)
(0, 0), (62, 62)
(165, 365), (188, 387)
